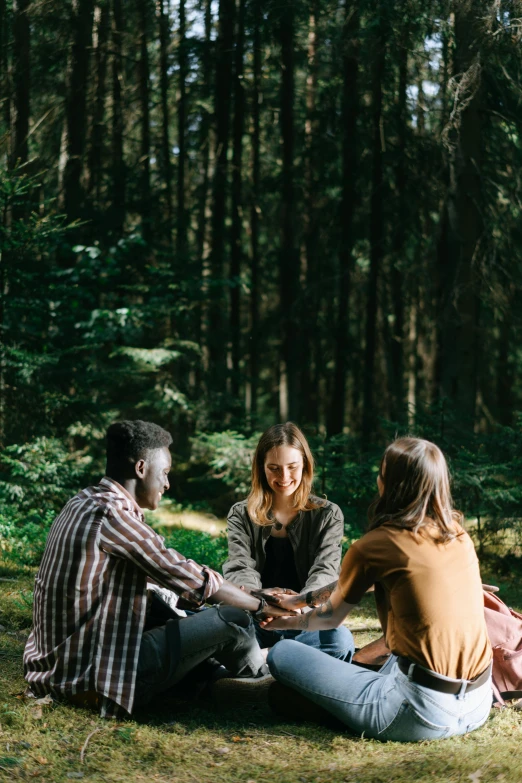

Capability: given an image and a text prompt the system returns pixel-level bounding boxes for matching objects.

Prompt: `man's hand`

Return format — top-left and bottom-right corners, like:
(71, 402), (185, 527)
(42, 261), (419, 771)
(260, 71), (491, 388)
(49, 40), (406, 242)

(250, 587), (300, 607)
(257, 603), (299, 621)
(208, 580), (298, 617)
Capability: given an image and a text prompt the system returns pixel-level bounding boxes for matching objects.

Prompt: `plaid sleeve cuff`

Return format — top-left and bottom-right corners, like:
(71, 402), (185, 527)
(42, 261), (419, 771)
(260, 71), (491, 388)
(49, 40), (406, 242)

(198, 566), (224, 603)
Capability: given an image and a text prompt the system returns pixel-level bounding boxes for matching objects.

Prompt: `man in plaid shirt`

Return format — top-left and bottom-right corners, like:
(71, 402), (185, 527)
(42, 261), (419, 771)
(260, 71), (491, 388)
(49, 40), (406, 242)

(24, 420), (289, 717)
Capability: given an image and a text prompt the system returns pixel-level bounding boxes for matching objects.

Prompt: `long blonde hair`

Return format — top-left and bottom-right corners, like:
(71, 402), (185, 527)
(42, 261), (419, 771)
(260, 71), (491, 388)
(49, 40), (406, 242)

(368, 437), (463, 542)
(247, 422), (323, 526)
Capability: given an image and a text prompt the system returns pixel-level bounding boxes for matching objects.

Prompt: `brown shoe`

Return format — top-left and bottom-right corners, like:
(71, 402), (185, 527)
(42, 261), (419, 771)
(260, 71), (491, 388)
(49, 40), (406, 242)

(210, 672), (274, 705)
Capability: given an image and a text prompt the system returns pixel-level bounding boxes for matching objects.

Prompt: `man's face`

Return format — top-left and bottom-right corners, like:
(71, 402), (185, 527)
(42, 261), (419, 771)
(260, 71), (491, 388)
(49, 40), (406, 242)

(135, 447), (171, 510)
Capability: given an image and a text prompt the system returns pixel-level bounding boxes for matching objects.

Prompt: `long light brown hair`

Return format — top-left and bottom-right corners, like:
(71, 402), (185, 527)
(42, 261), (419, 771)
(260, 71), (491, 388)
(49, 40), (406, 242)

(247, 422), (323, 526)
(368, 437), (463, 542)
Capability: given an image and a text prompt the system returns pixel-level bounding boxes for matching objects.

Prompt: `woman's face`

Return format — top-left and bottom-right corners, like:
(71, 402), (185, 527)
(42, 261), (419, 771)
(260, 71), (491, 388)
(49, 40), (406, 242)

(264, 445), (304, 498)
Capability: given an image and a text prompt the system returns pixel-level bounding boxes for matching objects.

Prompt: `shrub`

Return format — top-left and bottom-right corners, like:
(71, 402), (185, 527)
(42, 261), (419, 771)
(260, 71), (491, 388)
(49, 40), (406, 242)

(0, 437), (88, 566)
(162, 527), (229, 572)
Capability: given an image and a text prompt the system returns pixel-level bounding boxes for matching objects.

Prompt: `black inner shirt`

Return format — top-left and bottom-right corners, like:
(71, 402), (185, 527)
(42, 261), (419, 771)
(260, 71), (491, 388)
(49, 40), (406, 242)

(261, 535), (301, 593)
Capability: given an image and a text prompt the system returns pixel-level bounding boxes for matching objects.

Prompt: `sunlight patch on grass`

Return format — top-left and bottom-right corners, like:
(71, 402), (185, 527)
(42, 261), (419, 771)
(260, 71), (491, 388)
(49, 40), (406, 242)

(149, 502), (227, 536)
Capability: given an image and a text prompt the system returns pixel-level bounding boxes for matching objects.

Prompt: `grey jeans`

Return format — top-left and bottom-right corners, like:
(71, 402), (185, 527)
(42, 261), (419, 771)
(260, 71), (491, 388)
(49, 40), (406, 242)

(134, 605), (265, 706)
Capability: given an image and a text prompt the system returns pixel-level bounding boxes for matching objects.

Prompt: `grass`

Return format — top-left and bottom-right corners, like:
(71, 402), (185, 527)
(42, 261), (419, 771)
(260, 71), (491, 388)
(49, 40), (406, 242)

(1, 561), (522, 783)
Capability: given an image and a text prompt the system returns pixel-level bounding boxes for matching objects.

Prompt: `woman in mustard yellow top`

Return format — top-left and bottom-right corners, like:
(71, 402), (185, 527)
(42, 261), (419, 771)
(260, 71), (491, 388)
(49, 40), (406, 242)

(263, 437), (492, 742)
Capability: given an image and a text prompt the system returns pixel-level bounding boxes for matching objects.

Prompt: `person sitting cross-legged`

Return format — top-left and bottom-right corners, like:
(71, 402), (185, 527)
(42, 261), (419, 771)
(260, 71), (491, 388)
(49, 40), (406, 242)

(263, 438), (493, 742)
(223, 422), (354, 662)
(23, 420), (294, 718)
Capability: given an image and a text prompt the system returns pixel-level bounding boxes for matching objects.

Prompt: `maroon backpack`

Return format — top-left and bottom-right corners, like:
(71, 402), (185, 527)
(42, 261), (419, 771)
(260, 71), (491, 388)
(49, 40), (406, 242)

(483, 589), (522, 708)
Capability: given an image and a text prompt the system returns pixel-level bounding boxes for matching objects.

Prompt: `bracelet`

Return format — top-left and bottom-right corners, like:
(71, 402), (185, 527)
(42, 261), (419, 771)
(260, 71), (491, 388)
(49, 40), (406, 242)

(305, 590), (313, 607)
(253, 596), (267, 620)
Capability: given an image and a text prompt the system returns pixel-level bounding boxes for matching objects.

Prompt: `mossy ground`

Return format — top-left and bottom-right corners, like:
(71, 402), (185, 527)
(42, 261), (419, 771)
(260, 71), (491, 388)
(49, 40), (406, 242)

(1, 561), (521, 783)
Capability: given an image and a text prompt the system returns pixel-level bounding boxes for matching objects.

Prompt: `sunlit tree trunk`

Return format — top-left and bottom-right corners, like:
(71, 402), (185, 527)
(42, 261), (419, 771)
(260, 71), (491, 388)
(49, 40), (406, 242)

(279, 1), (300, 422)
(230, 0), (246, 404)
(362, 10), (386, 444)
(301, 2), (319, 426)
(195, 0), (212, 349)
(208, 0), (235, 400)
(137, 0), (152, 244)
(63, 0), (95, 222)
(177, 0), (187, 258)
(87, 2), (110, 209)
(158, 0), (173, 244)
(329, 0), (359, 435)
(389, 24), (408, 422)
(249, 0), (261, 422)
(436, 3), (483, 428)
(111, 0), (125, 233)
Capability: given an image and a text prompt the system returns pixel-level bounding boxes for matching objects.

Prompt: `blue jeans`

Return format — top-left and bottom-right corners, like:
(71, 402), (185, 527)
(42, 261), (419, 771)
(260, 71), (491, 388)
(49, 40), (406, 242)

(256, 621), (354, 662)
(268, 641), (493, 742)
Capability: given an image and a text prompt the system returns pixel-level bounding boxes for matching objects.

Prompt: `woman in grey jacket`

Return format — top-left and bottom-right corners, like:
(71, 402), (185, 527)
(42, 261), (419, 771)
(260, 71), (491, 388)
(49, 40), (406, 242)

(223, 422), (354, 660)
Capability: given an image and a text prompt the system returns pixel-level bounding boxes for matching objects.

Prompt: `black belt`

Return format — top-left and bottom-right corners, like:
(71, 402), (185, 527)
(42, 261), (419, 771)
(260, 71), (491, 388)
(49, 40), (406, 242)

(397, 657), (492, 695)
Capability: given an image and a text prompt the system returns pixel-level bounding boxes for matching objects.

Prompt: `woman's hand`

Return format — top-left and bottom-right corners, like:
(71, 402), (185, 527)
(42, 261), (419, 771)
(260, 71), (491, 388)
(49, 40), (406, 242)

(259, 613), (302, 631)
(250, 587), (305, 611)
(260, 587), (298, 597)
(268, 591), (307, 612)
(257, 603), (299, 621)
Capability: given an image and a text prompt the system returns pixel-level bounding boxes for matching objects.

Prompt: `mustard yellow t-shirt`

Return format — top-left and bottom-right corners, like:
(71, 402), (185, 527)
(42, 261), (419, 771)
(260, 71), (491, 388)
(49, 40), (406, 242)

(339, 523), (491, 680)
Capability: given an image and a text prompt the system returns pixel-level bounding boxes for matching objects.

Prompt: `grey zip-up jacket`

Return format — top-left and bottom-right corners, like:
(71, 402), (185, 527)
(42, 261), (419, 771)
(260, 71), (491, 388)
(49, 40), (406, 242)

(222, 497), (344, 592)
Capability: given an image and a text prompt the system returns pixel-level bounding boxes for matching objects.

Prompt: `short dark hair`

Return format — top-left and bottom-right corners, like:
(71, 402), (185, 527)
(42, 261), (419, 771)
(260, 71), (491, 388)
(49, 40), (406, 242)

(106, 420), (173, 476)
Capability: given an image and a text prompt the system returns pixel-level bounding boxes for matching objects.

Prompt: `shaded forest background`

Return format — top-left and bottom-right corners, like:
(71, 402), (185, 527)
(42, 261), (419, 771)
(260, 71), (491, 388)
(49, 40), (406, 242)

(1, 0), (522, 566)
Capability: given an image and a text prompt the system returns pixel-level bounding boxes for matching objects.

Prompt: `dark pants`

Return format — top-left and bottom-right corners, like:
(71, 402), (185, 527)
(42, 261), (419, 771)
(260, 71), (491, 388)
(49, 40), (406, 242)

(134, 605), (265, 706)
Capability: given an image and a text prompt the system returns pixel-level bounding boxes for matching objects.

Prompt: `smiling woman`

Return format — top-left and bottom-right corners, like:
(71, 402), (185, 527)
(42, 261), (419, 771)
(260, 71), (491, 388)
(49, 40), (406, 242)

(222, 422), (354, 662)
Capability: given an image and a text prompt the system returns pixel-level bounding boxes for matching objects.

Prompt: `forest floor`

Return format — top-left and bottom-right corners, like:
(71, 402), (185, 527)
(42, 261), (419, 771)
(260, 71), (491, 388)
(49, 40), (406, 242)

(1, 552), (522, 783)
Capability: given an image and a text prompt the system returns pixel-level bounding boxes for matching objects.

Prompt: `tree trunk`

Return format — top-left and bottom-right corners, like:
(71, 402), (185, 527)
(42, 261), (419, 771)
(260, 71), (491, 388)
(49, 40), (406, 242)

(328, 0), (359, 435)
(497, 295), (514, 426)
(137, 0), (152, 244)
(111, 0), (125, 233)
(389, 24), (408, 422)
(249, 0), (261, 423)
(63, 0), (95, 222)
(87, 1), (110, 208)
(177, 0), (187, 258)
(279, 1), (300, 422)
(0, 0), (11, 167)
(195, 0), (212, 348)
(230, 0), (246, 404)
(436, 3), (483, 428)
(362, 11), (386, 444)
(301, 1), (320, 427)
(11, 0), (30, 167)
(158, 0), (173, 244)
(207, 0), (235, 400)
